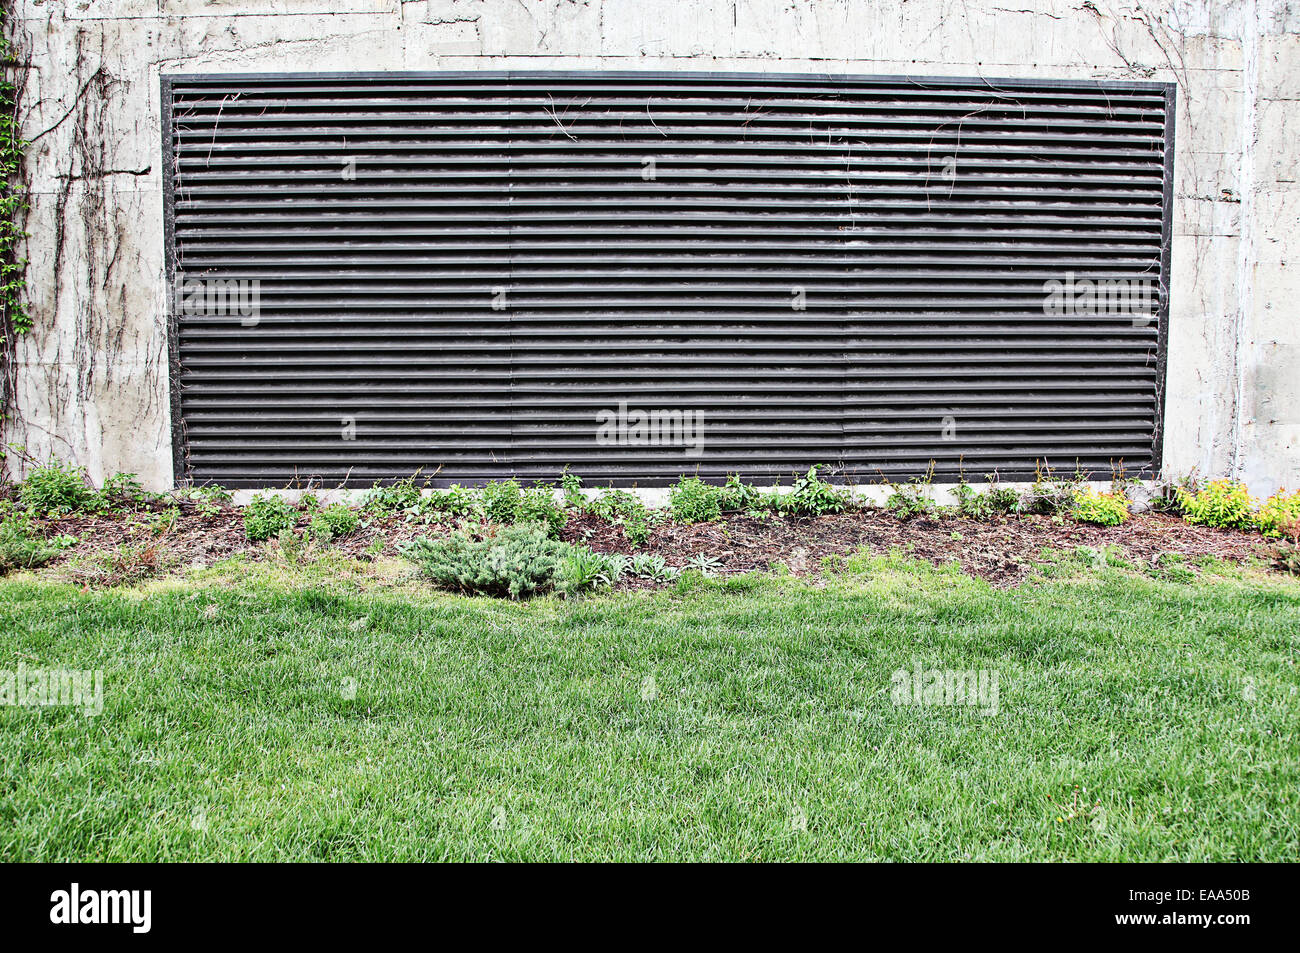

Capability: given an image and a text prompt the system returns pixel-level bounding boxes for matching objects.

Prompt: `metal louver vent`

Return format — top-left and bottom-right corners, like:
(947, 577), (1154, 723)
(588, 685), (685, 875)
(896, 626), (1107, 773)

(163, 71), (1174, 488)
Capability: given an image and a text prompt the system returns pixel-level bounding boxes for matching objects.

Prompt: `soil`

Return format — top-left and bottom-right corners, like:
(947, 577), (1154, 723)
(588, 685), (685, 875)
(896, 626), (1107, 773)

(33, 501), (1279, 590)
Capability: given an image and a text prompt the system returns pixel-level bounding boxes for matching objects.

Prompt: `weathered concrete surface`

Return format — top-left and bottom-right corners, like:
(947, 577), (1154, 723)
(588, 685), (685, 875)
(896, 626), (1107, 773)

(4, 0), (1297, 492)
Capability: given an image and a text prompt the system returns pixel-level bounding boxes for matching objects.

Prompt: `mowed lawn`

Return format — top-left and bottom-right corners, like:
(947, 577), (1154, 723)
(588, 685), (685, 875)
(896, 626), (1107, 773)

(1, 553), (1297, 861)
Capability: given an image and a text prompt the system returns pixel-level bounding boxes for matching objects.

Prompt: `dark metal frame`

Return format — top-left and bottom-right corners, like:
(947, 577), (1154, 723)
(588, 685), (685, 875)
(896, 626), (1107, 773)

(1153, 81), (1177, 478)
(161, 75), (184, 486)
(162, 68), (1173, 89)
(160, 70), (1176, 488)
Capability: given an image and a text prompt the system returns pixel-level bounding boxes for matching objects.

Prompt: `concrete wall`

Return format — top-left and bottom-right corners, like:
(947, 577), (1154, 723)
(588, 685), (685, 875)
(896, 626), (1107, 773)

(4, 0), (1297, 493)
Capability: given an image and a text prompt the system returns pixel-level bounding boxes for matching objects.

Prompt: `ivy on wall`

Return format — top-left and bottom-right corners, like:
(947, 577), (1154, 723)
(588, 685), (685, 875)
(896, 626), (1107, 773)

(1, 23), (29, 475)
(0, 38), (25, 327)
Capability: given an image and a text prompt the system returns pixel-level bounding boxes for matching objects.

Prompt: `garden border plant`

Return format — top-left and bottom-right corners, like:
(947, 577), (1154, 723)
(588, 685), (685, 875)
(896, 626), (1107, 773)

(3, 453), (1299, 589)
(400, 523), (621, 599)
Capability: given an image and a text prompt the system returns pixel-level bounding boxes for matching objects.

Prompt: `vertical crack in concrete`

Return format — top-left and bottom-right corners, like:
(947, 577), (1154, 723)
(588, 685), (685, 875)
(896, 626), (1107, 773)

(1232, 0), (1260, 480)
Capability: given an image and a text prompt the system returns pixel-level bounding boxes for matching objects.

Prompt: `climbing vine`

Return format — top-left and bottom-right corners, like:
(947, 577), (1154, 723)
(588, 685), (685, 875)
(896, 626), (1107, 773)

(1, 20), (29, 471)
(0, 30), (25, 327)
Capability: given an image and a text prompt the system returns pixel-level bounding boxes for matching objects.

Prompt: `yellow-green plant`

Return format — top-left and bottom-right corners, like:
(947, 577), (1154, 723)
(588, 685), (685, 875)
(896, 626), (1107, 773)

(1256, 489), (1300, 538)
(1176, 479), (1256, 530)
(1071, 489), (1130, 526)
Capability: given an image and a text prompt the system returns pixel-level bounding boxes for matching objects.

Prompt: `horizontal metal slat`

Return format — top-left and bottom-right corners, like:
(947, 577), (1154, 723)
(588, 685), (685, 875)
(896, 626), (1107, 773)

(167, 70), (1171, 486)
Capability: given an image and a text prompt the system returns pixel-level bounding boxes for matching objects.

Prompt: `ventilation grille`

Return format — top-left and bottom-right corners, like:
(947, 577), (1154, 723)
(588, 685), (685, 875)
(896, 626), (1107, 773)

(164, 71), (1174, 487)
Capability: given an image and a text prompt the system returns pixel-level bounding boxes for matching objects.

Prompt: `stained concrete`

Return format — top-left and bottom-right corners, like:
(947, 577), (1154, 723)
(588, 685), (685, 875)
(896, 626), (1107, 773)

(4, 0), (1297, 492)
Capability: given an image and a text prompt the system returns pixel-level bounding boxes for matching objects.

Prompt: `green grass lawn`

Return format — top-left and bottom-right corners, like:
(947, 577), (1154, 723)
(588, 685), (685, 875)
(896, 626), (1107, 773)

(1, 552), (1297, 861)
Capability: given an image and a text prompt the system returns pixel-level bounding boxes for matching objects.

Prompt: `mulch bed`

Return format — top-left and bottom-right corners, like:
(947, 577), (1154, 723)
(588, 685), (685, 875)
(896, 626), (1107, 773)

(563, 510), (1272, 587)
(34, 502), (1277, 590)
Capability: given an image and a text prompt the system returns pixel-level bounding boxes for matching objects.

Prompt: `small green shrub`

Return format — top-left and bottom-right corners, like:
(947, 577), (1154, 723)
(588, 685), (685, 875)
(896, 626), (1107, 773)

(243, 493), (297, 541)
(95, 472), (155, 512)
(401, 523), (568, 599)
(0, 514), (59, 573)
(718, 473), (760, 512)
(425, 484), (480, 519)
(885, 481), (935, 519)
(560, 469), (586, 510)
(619, 508), (652, 547)
(668, 476), (722, 524)
(586, 488), (636, 520)
(1177, 479), (1256, 530)
(1071, 489), (1130, 526)
(194, 483), (233, 503)
(587, 488), (652, 546)
(361, 478), (424, 516)
(308, 503), (360, 543)
(481, 479), (523, 523)
(1256, 489), (1300, 538)
(782, 465), (852, 516)
(176, 484), (232, 518)
(951, 482), (979, 517)
(712, 468), (853, 518)
(748, 487), (786, 518)
(518, 485), (566, 537)
(953, 474), (1020, 520)
(19, 460), (94, 515)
